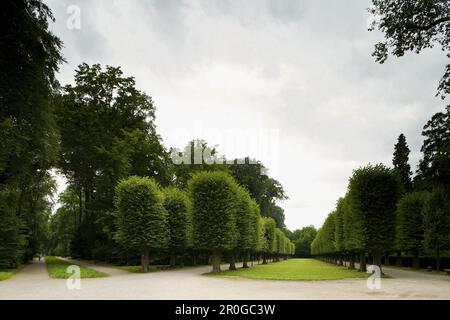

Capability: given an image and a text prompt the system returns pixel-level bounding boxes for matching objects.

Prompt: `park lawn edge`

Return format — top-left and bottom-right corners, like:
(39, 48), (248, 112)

(207, 258), (375, 281)
(0, 264), (25, 282)
(86, 260), (204, 273)
(45, 256), (109, 279)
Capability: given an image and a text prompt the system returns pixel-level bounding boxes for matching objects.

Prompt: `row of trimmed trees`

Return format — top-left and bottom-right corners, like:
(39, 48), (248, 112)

(311, 112), (450, 272)
(114, 172), (294, 272)
(312, 165), (450, 272)
(311, 164), (402, 273)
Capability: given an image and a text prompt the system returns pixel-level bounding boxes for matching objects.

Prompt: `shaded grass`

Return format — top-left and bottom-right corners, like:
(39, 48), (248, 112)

(212, 258), (371, 281)
(116, 265), (158, 273)
(0, 266), (23, 281)
(45, 256), (108, 279)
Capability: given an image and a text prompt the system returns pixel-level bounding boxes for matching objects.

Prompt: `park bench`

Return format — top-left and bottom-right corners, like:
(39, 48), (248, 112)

(443, 269), (450, 275)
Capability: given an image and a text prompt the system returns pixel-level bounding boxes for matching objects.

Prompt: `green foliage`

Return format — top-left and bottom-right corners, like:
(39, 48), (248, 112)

(368, 0), (450, 98)
(48, 189), (80, 256)
(314, 164), (401, 258)
(114, 176), (169, 252)
(416, 105), (450, 189)
(234, 187), (260, 253)
(57, 63), (170, 260)
(334, 198), (346, 253)
(261, 217), (276, 254)
(163, 187), (191, 251)
(189, 171), (238, 252)
(393, 134), (412, 192)
(274, 228), (284, 254)
(45, 256), (107, 279)
(0, 0), (63, 266)
(229, 158), (288, 229)
(291, 226), (317, 257)
(395, 192), (428, 254)
(311, 212), (336, 255)
(346, 164), (401, 253)
(0, 190), (24, 268)
(171, 140), (228, 189)
(422, 187), (450, 259)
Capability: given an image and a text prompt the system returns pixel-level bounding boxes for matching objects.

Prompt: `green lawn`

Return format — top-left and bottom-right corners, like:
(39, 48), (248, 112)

(0, 266), (22, 282)
(45, 256), (108, 279)
(212, 258), (370, 281)
(116, 265), (158, 273)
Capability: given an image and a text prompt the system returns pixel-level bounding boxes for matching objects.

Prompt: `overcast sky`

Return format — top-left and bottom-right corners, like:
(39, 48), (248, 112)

(46, 0), (448, 230)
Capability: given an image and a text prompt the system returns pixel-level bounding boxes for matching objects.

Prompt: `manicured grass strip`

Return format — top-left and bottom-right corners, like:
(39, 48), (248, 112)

(0, 266), (22, 281)
(212, 258), (370, 281)
(116, 265), (158, 273)
(45, 256), (108, 279)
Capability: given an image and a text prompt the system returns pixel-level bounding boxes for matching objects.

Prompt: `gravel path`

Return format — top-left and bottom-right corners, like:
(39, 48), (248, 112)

(1, 258), (449, 300)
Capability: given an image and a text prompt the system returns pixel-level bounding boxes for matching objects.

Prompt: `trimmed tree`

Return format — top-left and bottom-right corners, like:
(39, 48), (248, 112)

(0, 191), (25, 268)
(243, 198), (261, 268)
(114, 176), (169, 272)
(261, 217), (276, 264)
(334, 198), (346, 266)
(163, 187), (191, 267)
(229, 187), (252, 270)
(423, 186), (450, 271)
(189, 171), (238, 273)
(311, 212), (336, 263)
(395, 192), (427, 269)
(346, 164), (401, 273)
(274, 228), (284, 262)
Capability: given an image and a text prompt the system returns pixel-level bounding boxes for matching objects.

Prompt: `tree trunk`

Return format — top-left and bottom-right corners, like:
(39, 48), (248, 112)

(384, 253), (390, 265)
(229, 252), (236, 270)
(243, 251), (249, 268)
(349, 254), (355, 269)
(211, 250), (221, 273)
(192, 252), (197, 265)
(412, 252), (420, 269)
(141, 249), (150, 273)
(359, 252), (366, 272)
(262, 254), (267, 264)
(170, 251), (176, 267)
(372, 250), (383, 274)
(396, 251), (402, 267)
(436, 249), (441, 271)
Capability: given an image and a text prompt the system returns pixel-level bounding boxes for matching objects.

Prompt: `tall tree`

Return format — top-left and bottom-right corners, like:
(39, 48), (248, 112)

(393, 134), (412, 192)
(163, 187), (191, 267)
(345, 164), (401, 273)
(311, 212), (336, 259)
(261, 217), (276, 264)
(415, 105), (450, 189)
(57, 63), (169, 259)
(334, 198), (346, 265)
(395, 192), (427, 268)
(422, 186), (450, 271)
(171, 140), (227, 189)
(189, 171), (238, 273)
(114, 176), (169, 272)
(229, 157), (288, 229)
(231, 188), (260, 269)
(368, 0), (450, 98)
(0, 0), (63, 266)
